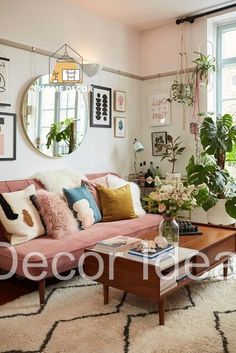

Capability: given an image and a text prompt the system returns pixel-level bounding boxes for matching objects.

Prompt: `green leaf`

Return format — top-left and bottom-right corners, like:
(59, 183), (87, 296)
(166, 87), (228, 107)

(225, 197), (236, 218)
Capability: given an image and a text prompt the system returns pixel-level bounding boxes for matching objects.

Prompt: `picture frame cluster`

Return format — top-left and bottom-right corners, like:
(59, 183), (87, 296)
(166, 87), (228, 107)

(90, 85), (126, 138)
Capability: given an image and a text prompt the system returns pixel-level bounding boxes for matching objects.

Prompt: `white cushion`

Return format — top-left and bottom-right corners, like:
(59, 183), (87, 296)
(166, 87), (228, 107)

(0, 185), (45, 245)
(33, 169), (87, 197)
(107, 174), (146, 216)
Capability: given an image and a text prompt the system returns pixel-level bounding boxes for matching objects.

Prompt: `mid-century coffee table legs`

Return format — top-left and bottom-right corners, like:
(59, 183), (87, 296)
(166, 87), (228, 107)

(159, 298), (165, 325)
(103, 284), (109, 305)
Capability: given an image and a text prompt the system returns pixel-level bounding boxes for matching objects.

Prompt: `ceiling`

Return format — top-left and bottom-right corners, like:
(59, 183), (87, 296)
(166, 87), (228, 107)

(67, 0), (235, 30)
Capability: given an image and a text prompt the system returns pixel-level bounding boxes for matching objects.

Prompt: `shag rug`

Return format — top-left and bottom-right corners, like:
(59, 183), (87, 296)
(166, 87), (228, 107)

(0, 275), (236, 353)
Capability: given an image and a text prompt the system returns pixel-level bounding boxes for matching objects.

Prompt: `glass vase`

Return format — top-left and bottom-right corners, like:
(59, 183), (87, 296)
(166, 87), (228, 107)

(159, 216), (179, 247)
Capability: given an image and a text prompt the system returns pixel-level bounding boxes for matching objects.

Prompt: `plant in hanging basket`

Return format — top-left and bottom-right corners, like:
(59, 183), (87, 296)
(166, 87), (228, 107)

(193, 52), (217, 84)
(170, 80), (194, 106)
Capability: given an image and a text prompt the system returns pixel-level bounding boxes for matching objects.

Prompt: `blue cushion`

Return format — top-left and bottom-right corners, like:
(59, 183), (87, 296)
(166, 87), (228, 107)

(63, 185), (101, 229)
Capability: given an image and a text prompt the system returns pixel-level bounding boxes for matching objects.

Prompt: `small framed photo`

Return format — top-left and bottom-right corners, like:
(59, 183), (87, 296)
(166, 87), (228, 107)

(152, 131), (167, 156)
(90, 85), (112, 128)
(0, 112), (16, 160)
(114, 90), (126, 112)
(0, 57), (11, 107)
(114, 117), (126, 138)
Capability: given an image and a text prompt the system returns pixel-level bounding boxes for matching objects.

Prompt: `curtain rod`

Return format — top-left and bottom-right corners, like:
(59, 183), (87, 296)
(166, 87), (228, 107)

(176, 3), (236, 24)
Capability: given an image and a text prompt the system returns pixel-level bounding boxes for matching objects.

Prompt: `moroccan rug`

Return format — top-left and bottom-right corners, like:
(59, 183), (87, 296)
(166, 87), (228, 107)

(0, 274), (236, 353)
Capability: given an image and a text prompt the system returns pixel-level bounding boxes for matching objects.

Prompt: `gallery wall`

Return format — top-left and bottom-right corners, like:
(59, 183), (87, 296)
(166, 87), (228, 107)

(0, 0), (142, 180)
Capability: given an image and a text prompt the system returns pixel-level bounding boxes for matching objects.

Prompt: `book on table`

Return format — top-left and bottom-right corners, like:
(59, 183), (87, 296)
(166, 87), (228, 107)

(128, 244), (174, 259)
(95, 236), (140, 252)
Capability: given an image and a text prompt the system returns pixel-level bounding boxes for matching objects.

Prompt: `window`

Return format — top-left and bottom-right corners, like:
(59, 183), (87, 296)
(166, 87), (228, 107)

(217, 22), (236, 164)
(217, 22), (236, 117)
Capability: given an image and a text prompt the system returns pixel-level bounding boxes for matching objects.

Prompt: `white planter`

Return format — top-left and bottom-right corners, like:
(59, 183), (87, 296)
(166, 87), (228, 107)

(207, 199), (235, 226)
(165, 173), (181, 185)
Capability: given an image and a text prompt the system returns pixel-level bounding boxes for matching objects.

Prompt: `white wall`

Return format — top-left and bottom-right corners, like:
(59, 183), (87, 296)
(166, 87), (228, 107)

(140, 19), (208, 177)
(0, 0), (142, 180)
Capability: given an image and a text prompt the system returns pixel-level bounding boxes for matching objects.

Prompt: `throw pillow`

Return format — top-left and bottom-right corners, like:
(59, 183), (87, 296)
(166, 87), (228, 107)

(32, 190), (78, 239)
(33, 169), (87, 197)
(83, 175), (108, 210)
(97, 184), (137, 222)
(63, 185), (102, 229)
(107, 174), (146, 216)
(0, 185), (45, 245)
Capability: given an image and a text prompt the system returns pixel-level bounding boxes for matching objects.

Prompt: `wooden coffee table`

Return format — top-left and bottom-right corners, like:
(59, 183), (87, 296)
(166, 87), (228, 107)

(84, 225), (236, 325)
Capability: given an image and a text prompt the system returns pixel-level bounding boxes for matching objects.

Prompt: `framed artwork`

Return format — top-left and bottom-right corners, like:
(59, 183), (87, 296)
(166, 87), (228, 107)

(114, 117), (126, 138)
(148, 90), (171, 126)
(152, 131), (167, 156)
(114, 90), (126, 112)
(90, 85), (112, 128)
(0, 57), (11, 107)
(0, 112), (16, 160)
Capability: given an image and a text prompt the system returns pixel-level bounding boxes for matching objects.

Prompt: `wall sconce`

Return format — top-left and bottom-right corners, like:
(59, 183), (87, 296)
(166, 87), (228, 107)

(83, 63), (101, 77)
(133, 138), (144, 175)
(49, 44), (83, 84)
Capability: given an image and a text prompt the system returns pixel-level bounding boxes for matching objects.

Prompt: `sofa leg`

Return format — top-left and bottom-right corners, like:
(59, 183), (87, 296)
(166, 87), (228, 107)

(38, 279), (45, 305)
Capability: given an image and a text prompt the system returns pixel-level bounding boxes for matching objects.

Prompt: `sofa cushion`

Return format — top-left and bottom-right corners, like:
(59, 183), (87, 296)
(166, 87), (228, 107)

(97, 184), (137, 222)
(0, 185), (45, 245)
(33, 169), (87, 197)
(107, 174), (146, 216)
(63, 185), (102, 229)
(32, 190), (78, 239)
(83, 175), (108, 210)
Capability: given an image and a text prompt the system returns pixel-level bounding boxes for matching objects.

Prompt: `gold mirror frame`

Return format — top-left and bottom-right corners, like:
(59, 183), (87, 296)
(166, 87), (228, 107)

(21, 74), (88, 158)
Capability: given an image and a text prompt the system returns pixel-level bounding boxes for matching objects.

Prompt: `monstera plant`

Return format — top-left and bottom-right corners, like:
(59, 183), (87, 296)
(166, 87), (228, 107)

(200, 113), (236, 170)
(186, 113), (236, 221)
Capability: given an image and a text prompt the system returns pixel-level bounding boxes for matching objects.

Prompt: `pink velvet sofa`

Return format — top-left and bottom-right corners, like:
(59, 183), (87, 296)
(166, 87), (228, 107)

(0, 173), (161, 304)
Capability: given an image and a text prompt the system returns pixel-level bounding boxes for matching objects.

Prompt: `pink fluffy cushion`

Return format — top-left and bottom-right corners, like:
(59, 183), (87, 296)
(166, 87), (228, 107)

(33, 190), (78, 239)
(83, 176), (108, 210)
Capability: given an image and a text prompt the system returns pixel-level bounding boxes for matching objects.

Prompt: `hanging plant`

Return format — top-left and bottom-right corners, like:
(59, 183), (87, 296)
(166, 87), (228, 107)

(170, 80), (194, 106)
(192, 52), (217, 84)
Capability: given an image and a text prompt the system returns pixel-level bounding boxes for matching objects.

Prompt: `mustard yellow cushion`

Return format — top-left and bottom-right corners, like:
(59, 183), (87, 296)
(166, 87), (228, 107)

(97, 184), (137, 222)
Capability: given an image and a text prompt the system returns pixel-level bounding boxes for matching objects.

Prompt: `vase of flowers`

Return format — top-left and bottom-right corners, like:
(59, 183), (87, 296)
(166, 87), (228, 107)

(146, 180), (209, 246)
(159, 216), (179, 246)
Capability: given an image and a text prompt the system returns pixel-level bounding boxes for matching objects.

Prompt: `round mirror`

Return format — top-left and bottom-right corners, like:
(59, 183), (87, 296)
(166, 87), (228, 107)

(22, 74), (88, 158)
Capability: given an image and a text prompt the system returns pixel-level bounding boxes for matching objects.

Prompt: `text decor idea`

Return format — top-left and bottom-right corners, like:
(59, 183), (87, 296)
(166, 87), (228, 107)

(0, 112), (16, 160)
(90, 85), (112, 128)
(0, 57), (10, 107)
(114, 90), (126, 112)
(148, 90), (171, 126)
(114, 117), (126, 138)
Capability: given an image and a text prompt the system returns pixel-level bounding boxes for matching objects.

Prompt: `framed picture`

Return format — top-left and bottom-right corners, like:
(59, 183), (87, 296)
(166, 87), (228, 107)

(0, 112), (16, 160)
(148, 90), (171, 126)
(0, 57), (11, 107)
(114, 90), (126, 112)
(90, 85), (112, 128)
(114, 117), (126, 138)
(152, 131), (167, 156)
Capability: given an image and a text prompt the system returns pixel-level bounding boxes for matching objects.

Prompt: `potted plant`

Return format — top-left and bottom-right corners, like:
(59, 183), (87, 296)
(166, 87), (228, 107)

(168, 80), (194, 106)
(159, 135), (185, 174)
(193, 52), (217, 84)
(186, 113), (236, 224)
(46, 118), (77, 155)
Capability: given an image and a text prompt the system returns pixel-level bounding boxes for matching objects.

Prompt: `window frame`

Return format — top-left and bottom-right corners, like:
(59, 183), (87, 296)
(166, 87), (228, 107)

(217, 21), (236, 115)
